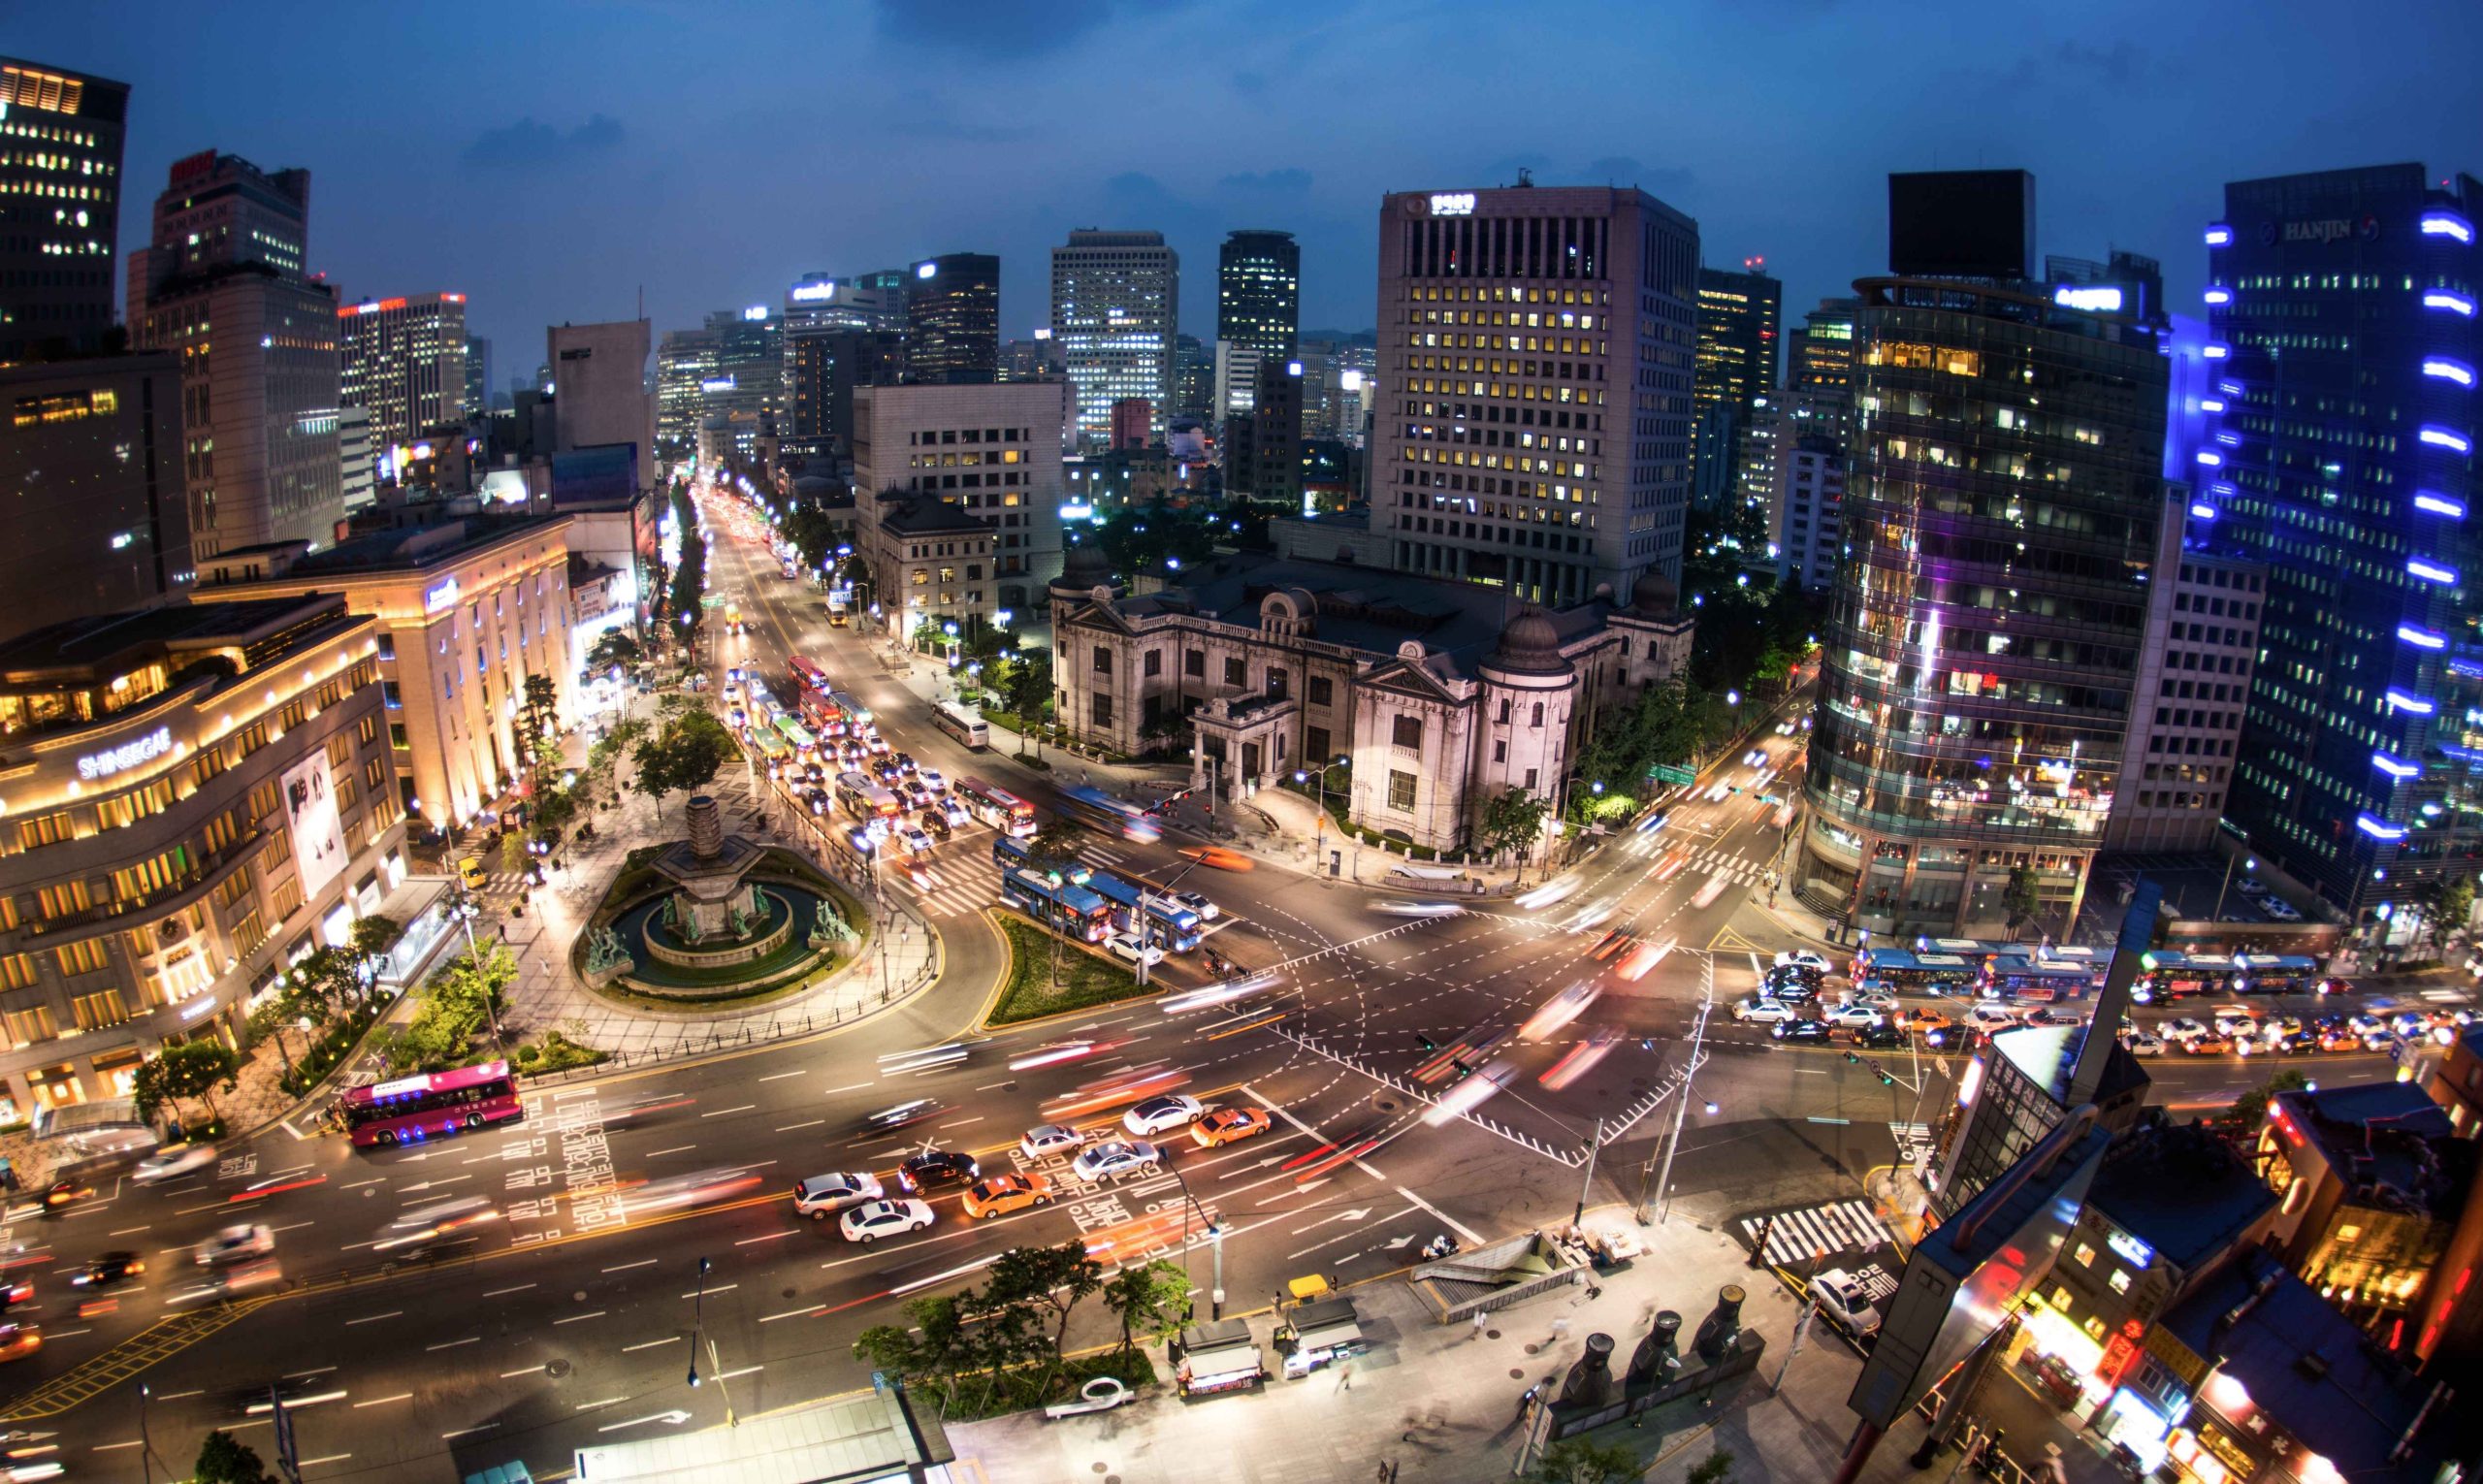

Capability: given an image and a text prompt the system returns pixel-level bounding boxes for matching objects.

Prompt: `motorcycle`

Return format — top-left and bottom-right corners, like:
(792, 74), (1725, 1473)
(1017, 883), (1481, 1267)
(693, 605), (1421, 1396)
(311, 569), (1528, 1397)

(1420, 1234), (1462, 1261)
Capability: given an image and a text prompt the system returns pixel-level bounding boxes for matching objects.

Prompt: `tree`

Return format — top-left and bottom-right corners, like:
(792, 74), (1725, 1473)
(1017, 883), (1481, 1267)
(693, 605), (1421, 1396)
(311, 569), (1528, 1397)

(1685, 1447), (1738, 1484)
(985, 1242), (1104, 1357)
(194, 1430), (277, 1484)
(1025, 822), (1084, 876)
(998, 650), (1052, 757)
(2231, 1068), (2310, 1132)
(2432, 877), (2476, 949)
(854, 1293), (973, 1411)
(2002, 865), (2043, 935)
(394, 941), (517, 1071)
(1532, 1436), (1643, 1484)
(1479, 787), (1550, 860)
(519, 673), (564, 780)
(1102, 1257), (1191, 1354)
(585, 629), (643, 671)
(630, 708), (734, 816)
(133, 1039), (242, 1127)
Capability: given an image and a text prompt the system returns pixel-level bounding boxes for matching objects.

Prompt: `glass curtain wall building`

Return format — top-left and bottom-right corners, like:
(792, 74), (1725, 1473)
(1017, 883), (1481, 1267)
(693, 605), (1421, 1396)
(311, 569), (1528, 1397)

(1800, 278), (2169, 935)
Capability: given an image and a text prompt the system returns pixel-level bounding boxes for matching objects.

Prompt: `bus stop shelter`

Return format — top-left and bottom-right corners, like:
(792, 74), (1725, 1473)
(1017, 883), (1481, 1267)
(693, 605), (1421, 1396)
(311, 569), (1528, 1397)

(570, 1385), (953, 1484)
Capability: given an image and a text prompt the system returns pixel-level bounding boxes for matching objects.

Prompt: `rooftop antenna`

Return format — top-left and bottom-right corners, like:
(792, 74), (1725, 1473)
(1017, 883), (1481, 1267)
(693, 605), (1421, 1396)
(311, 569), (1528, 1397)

(1515, 166), (1534, 189)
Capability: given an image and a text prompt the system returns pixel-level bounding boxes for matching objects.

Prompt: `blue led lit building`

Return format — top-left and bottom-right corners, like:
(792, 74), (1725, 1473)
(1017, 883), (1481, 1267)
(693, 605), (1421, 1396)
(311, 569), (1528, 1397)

(2203, 165), (2483, 938)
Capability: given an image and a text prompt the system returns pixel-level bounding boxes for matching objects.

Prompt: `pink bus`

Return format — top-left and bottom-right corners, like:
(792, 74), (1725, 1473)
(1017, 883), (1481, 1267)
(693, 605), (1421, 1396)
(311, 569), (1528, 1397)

(339, 1060), (523, 1148)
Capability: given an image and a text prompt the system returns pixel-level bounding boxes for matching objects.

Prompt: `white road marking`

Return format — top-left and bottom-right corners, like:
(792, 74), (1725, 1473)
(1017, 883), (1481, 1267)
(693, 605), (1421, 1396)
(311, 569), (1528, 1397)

(601, 1259), (658, 1273)
(776, 1119), (825, 1133)
(352, 1394), (412, 1408)
(498, 1366), (543, 1378)
(700, 1105), (758, 1118)
(426, 1337), (478, 1351)
(820, 1081), (875, 1096)
(759, 1070), (806, 1082)
(344, 1310), (403, 1326)
(736, 1230), (797, 1245)
(623, 1336), (683, 1352)
(554, 1309), (608, 1324)
(759, 1303), (822, 1322)
(680, 1283), (738, 1299)
(483, 1283), (535, 1298)
(644, 1145), (697, 1157)
(1396, 1184), (1485, 1245)
(442, 1423), (500, 1439)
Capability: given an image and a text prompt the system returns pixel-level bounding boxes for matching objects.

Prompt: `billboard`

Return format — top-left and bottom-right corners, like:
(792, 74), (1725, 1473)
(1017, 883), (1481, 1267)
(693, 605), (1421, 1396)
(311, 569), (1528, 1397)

(281, 752), (349, 900)
(1887, 170), (2036, 280)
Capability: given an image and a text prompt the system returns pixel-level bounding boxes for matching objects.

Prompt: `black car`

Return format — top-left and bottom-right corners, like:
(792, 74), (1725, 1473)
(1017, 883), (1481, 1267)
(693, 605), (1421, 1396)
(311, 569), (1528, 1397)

(897, 1148), (981, 1193)
(1760, 976), (1820, 1004)
(918, 808), (951, 840)
(1854, 1023), (1906, 1049)
(889, 753), (918, 776)
(1770, 1019), (1835, 1046)
(69, 1250), (144, 1291)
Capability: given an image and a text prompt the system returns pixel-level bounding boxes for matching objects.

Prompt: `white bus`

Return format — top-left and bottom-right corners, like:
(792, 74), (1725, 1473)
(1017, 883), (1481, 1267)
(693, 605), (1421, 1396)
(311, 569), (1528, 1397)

(931, 702), (989, 751)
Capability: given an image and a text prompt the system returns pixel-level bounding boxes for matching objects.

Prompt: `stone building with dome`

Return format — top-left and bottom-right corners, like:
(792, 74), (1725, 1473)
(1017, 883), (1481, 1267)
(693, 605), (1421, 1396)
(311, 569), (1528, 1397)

(1048, 548), (1693, 853)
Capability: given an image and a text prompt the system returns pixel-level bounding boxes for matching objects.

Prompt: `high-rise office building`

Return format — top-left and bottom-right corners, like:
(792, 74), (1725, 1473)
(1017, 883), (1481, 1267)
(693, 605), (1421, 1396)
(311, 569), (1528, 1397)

(850, 379), (1068, 615)
(0, 352), (190, 629)
(1799, 172), (2169, 936)
(1212, 340), (1267, 422)
(1214, 229), (1298, 419)
(338, 405), (373, 512)
(656, 325), (718, 454)
(1691, 262), (1781, 506)
(0, 58), (128, 365)
(1373, 184), (1699, 602)
(905, 253), (999, 384)
(464, 337), (489, 418)
(785, 328), (902, 467)
(1051, 230), (1178, 447)
(998, 334), (1063, 383)
(1786, 297), (1860, 394)
(339, 291), (468, 454)
(1173, 334), (1213, 424)
(549, 319), (654, 484)
(1225, 356), (1305, 507)
(126, 150), (344, 559)
(2204, 164), (2483, 933)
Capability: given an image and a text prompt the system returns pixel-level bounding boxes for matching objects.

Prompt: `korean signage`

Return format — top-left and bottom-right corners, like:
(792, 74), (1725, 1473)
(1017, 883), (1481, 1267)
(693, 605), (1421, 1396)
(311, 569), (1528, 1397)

(1429, 192), (1476, 216)
(77, 726), (173, 781)
(280, 752), (349, 899)
(424, 577), (461, 613)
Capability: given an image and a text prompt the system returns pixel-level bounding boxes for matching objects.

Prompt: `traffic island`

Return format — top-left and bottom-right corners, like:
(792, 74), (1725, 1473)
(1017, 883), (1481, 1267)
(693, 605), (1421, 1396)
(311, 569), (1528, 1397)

(983, 916), (1150, 1027)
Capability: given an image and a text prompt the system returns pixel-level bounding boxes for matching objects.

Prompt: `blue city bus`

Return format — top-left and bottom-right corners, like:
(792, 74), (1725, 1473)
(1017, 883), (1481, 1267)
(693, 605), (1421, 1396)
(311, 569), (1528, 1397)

(1057, 785), (1163, 843)
(1082, 870), (1204, 953)
(1854, 949), (1982, 996)
(998, 868), (1112, 944)
(1978, 956), (2100, 1003)
(992, 834), (1092, 885)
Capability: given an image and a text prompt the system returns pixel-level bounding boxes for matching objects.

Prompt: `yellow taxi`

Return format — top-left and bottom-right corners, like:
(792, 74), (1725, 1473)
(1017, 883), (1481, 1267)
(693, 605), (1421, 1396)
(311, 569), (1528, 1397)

(959, 1174), (1055, 1221)
(1191, 1106), (1274, 1147)
(458, 856), (488, 890)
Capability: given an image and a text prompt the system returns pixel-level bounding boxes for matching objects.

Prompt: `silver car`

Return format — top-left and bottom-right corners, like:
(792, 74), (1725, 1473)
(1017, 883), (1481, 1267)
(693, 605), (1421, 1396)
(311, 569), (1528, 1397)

(1071, 1140), (1162, 1183)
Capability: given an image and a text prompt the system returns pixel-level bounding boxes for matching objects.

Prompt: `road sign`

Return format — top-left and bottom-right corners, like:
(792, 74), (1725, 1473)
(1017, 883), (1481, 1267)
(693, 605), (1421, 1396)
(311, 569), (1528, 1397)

(1648, 763), (1696, 787)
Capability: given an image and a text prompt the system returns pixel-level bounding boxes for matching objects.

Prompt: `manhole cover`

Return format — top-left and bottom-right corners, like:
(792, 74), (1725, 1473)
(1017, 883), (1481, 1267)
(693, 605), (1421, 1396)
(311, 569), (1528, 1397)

(1509, 1368), (1527, 1378)
(1372, 1094), (1403, 1114)
(784, 1287), (799, 1299)
(572, 1290), (588, 1303)
(546, 1359), (573, 1379)
(1488, 1329), (1501, 1339)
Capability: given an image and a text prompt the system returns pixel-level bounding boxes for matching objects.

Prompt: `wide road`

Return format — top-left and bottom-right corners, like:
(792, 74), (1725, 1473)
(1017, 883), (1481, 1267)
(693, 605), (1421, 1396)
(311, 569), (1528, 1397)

(3, 491), (2411, 1480)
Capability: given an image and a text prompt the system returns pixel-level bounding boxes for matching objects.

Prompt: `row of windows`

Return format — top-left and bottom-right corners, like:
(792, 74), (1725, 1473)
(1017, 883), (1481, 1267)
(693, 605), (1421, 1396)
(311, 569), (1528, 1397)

(907, 428), (1031, 446)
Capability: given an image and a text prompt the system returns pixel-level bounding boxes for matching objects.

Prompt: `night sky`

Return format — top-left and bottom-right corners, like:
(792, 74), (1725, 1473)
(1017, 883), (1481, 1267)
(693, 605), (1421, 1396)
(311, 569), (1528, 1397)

(24, 0), (2483, 377)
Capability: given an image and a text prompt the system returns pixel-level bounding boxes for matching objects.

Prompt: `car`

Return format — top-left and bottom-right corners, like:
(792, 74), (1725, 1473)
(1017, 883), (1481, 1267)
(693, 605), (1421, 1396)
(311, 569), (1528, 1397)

(1774, 951), (1833, 976)
(2179, 1033), (2235, 1056)
(2211, 1008), (2261, 1038)
(896, 1148), (981, 1194)
(889, 753), (918, 776)
(1964, 1004), (2021, 1031)
(839, 1198), (936, 1243)
(1822, 1004), (1885, 1029)
(900, 827), (936, 855)
(1122, 1094), (1205, 1137)
(458, 855), (488, 890)
(864, 733), (892, 756)
(1743, 749), (1767, 768)
(938, 797), (970, 828)
(1635, 809), (1672, 834)
(1107, 934), (1166, 968)
(194, 1224), (275, 1268)
(722, 682), (741, 702)
(1853, 1023), (1907, 1049)
(132, 1143), (218, 1184)
(1704, 781), (1731, 803)
(2262, 1016), (2306, 1042)
(791, 1172), (886, 1220)
(2270, 1031), (2319, 1056)
(69, 1250), (145, 1291)
(1019, 1122), (1086, 1161)
(2263, 900), (2304, 922)
(2161, 1016), (2209, 1044)
(1843, 988), (1900, 1014)
(1898, 1008), (1953, 1036)
(1073, 1140), (1163, 1183)
(917, 768), (946, 793)
(961, 1175), (1055, 1220)
(846, 826), (878, 856)
(901, 783), (933, 811)
(1178, 847), (1253, 872)
(1732, 996), (1797, 1024)
(863, 1098), (943, 1131)
(1759, 977), (1820, 1005)
(0, 1324), (39, 1364)
(2389, 1011), (2431, 1039)
(1192, 1106), (1274, 1146)
(2122, 1031), (2167, 1056)
(1174, 890), (1219, 921)
(1809, 1267), (1885, 1341)
(917, 808), (951, 840)
(1772, 1019), (1834, 1045)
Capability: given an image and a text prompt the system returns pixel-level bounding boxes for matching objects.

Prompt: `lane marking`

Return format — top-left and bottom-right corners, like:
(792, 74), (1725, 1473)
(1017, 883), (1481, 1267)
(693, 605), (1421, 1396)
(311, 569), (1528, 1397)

(644, 1145), (696, 1158)
(602, 1259), (658, 1273)
(554, 1310), (607, 1325)
(353, 1393), (413, 1408)
(622, 1336), (683, 1352)
(484, 1283), (535, 1298)
(758, 1070), (806, 1082)
(701, 1105), (758, 1118)
(344, 1310), (402, 1326)
(426, 1337), (479, 1351)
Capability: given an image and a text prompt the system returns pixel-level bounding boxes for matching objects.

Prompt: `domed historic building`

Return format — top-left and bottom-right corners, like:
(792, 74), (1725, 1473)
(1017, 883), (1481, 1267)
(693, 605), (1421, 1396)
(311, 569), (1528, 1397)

(1051, 553), (1692, 853)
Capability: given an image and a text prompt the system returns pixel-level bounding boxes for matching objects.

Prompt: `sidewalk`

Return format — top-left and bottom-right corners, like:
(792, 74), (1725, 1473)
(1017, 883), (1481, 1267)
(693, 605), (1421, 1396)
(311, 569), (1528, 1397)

(948, 1206), (2122, 1484)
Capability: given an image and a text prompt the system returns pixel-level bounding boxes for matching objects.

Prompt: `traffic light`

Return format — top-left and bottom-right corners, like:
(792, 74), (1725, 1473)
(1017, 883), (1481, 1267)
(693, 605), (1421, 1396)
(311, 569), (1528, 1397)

(1878, 1069), (1898, 1087)
(1843, 1050), (1860, 1065)
(1416, 1033), (1437, 1052)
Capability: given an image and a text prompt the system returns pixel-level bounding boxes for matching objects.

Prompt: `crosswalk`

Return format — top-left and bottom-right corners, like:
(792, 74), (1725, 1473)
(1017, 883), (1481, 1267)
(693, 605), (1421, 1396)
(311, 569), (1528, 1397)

(887, 840), (1137, 919)
(1687, 847), (1774, 887)
(1741, 1198), (1898, 1269)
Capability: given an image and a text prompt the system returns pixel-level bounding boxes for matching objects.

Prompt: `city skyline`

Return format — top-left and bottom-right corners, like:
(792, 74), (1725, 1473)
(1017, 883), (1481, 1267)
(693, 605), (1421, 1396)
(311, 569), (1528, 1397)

(17, 0), (2483, 365)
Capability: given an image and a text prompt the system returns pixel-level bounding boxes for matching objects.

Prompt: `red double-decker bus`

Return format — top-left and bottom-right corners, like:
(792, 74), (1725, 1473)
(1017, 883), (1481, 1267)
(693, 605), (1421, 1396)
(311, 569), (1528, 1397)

(787, 655), (839, 733)
(338, 1060), (524, 1148)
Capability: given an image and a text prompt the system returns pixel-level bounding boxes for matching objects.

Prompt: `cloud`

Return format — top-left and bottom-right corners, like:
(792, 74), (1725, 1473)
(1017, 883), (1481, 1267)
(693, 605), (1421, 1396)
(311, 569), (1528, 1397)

(874, 0), (1179, 58)
(2050, 38), (2149, 90)
(1582, 156), (1697, 195)
(461, 113), (624, 170)
(1217, 168), (1313, 195)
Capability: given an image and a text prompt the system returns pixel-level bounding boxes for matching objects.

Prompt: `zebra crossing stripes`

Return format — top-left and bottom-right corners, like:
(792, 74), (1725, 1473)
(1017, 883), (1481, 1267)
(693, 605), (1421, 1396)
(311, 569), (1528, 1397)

(895, 857), (1000, 919)
(1689, 849), (1771, 887)
(1741, 1199), (1897, 1269)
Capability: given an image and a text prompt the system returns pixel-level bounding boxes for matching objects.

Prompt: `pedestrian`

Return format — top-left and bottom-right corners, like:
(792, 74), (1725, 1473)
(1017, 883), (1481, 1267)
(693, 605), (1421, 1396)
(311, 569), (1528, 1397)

(1471, 1310), (1489, 1341)
(1517, 1383), (1541, 1420)
(1336, 1361), (1351, 1392)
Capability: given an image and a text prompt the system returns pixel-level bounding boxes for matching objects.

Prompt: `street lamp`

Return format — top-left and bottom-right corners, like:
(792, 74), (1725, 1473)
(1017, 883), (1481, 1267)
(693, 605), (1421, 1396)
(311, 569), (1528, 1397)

(2213, 854), (2260, 921)
(686, 1254), (736, 1425)
(1133, 855), (1210, 990)
(1165, 1159), (1224, 1319)
(447, 891), (502, 1048)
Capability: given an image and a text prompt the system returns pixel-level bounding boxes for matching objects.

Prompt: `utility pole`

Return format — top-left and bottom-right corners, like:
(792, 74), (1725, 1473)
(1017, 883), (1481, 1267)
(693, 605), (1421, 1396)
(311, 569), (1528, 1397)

(1641, 954), (1715, 1224)
(1573, 1118), (1601, 1229)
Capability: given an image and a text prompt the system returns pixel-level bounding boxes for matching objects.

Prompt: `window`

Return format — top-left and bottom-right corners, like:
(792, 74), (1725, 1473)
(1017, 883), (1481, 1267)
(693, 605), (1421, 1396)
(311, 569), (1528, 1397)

(192, 744), (231, 789)
(4, 1007), (55, 1047)
(327, 732), (352, 768)
(235, 721), (269, 757)
(2109, 1269), (2132, 1295)
(1494, 740), (1507, 762)
(36, 881), (91, 920)
(1498, 698), (1512, 724)
(269, 874), (305, 921)
(247, 780), (281, 822)
(1184, 650), (1206, 679)
(1144, 650), (1162, 678)
(1524, 766), (1538, 790)
(2073, 1242), (2095, 1268)
(231, 908), (268, 957)
(1093, 694), (1114, 727)
(1393, 714), (1423, 750)
(1388, 769), (1418, 812)
(214, 871), (252, 910)
(53, 938), (108, 977)
(1306, 726), (1330, 763)
(2336, 1224), (2363, 1243)
(1307, 675), (1333, 706)
(95, 777), (175, 830)
(0, 954), (35, 991)
(1267, 669), (1288, 699)
(203, 808), (242, 855)
(16, 810), (74, 852)
(1223, 657), (1245, 687)
(1092, 645), (1113, 675)
(112, 847), (190, 902)
(71, 988), (129, 1032)
(365, 758), (386, 790)
(2049, 1285), (2073, 1311)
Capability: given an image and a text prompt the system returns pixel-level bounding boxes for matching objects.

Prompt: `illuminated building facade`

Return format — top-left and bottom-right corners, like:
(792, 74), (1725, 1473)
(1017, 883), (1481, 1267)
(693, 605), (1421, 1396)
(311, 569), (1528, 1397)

(851, 379), (1068, 617)
(0, 352), (191, 630)
(1691, 261), (1780, 506)
(1215, 230), (1298, 421)
(2203, 165), (2483, 931)
(339, 291), (468, 454)
(1372, 184), (1700, 603)
(0, 596), (406, 1115)
(0, 57), (127, 365)
(906, 253), (999, 385)
(1051, 230), (1178, 447)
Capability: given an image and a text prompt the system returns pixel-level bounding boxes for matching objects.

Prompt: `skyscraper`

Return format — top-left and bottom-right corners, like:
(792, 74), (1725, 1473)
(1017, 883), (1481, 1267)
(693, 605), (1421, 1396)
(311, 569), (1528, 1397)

(1372, 184), (1699, 602)
(905, 253), (999, 384)
(1786, 297), (1860, 395)
(465, 336), (489, 418)
(1051, 230), (1178, 447)
(783, 273), (907, 467)
(1691, 261), (1781, 506)
(549, 319), (654, 481)
(126, 150), (344, 559)
(656, 325), (718, 454)
(339, 291), (468, 453)
(0, 352), (190, 629)
(0, 58), (128, 365)
(2204, 164), (2483, 935)
(1215, 229), (1299, 421)
(1799, 172), (2169, 936)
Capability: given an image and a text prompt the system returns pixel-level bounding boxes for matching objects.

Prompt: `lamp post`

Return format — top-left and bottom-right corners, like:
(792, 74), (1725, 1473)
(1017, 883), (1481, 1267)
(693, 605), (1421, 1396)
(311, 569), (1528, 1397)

(1166, 1159), (1223, 1318)
(1639, 955), (1716, 1224)
(448, 890), (502, 1048)
(1291, 755), (1348, 871)
(686, 1254), (736, 1424)
(1133, 855), (1209, 990)
(2212, 854), (2259, 922)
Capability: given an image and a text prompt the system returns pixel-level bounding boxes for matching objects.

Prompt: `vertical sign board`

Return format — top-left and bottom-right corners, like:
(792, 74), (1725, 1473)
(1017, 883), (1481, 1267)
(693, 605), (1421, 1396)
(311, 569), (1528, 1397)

(280, 752), (349, 899)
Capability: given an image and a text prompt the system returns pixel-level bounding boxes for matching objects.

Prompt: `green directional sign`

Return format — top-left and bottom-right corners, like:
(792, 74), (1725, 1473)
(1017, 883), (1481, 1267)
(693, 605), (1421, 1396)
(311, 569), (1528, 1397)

(700, 595), (726, 609)
(1648, 763), (1697, 787)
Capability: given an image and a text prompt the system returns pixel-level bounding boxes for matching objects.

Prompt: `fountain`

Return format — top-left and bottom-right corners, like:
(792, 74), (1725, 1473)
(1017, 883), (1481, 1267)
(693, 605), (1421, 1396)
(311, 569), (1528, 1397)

(642, 795), (790, 969)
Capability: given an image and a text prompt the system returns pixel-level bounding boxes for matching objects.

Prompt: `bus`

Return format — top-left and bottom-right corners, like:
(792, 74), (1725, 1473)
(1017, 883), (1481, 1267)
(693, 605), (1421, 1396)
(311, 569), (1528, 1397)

(774, 716), (817, 757)
(2132, 952), (2255, 1004)
(993, 833), (1091, 885)
(755, 731), (793, 777)
(339, 1060), (523, 1148)
(788, 655), (834, 717)
(932, 702), (989, 751)
(1059, 784), (1163, 843)
(833, 770), (903, 823)
(999, 867), (1113, 944)
(826, 691), (875, 734)
(1854, 950), (1982, 996)
(1083, 869), (1204, 952)
(1979, 957), (2100, 1003)
(2238, 953), (2322, 995)
(956, 778), (1037, 838)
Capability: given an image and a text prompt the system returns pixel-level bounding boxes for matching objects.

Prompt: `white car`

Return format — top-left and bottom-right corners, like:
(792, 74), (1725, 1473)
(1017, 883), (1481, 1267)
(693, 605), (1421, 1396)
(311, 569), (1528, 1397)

(1732, 996), (1797, 1024)
(1964, 1003), (2021, 1031)
(2211, 1008), (2261, 1038)
(917, 768), (946, 793)
(1704, 781), (1731, 803)
(1122, 1094), (1204, 1138)
(194, 1223), (275, 1268)
(791, 1172), (884, 1219)
(900, 827), (936, 855)
(1774, 951), (1833, 976)
(132, 1143), (218, 1184)
(1822, 1004), (1885, 1030)
(1072, 1140), (1162, 1183)
(2122, 1030), (2168, 1056)
(1018, 1122), (1085, 1161)
(1842, 988), (1900, 1014)
(1107, 934), (1166, 968)
(1743, 749), (1766, 768)
(2160, 1016), (2209, 1044)
(1809, 1268), (1885, 1340)
(938, 797), (970, 828)
(1174, 890), (1219, 921)
(839, 1198), (935, 1243)
(2262, 900), (2303, 922)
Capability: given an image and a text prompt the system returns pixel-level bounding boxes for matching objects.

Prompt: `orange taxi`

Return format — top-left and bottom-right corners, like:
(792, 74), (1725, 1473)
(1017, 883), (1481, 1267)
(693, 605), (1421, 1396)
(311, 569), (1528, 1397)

(1897, 1008), (1953, 1036)
(959, 1174), (1055, 1221)
(1191, 1106), (1274, 1147)
(1178, 847), (1253, 872)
